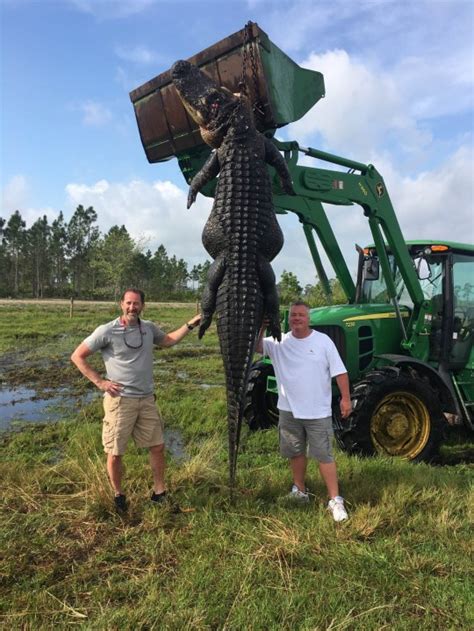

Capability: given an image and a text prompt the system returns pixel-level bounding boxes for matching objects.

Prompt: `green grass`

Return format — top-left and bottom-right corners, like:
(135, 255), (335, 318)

(0, 301), (473, 630)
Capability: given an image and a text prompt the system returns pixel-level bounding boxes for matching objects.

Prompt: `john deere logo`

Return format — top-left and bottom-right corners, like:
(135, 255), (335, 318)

(376, 182), (384, 197)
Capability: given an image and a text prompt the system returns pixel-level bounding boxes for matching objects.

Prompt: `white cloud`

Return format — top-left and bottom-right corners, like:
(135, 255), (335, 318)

(1, 175), (58, 226)
(262, 1), (341, 54)
(78, 100), (113, 126)
(263, 2), (473, 140)
(288, 49), (432, 164)
(115, 66), (136, 92)
(65, 178), (213, 264)
(390, 51), (473, 122)
(3, 145), (471, 290)
(385, 145), (474, 241)
(263, 0), (473, 65)
(2, 175), (29, 213)
(70, 0), (155, 19)
(115, 45), (164, 65)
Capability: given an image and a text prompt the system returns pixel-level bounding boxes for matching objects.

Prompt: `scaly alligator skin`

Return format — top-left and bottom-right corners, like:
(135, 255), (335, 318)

(172, 60), (295, 491)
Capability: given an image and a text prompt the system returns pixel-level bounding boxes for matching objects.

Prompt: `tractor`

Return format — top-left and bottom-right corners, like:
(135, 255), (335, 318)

(130, 22), (473, 461)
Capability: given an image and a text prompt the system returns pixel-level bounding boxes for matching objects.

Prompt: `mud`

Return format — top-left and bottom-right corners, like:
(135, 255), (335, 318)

(0, 340), (191, 459)
(1, 349), (97, 394)
(0, 385), (95, 430)
(0, 384), (188, 459)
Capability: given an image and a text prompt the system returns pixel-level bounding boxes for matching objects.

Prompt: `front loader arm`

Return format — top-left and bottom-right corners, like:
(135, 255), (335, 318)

(271, 140), (431, 360)
(272, 191), (356, 302)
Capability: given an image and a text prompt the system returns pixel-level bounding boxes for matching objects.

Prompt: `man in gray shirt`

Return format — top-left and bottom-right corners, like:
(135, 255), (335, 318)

(71, 288), (201, 513)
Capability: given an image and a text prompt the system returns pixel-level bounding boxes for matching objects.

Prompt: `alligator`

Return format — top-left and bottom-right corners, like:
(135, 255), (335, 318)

(171, 60), (295, 492)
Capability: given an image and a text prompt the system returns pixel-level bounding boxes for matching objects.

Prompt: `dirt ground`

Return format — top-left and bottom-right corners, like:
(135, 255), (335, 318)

(0, 299), (194, 307)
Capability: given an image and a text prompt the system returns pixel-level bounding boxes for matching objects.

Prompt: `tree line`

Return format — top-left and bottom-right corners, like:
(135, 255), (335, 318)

(0, 206), (344, 305)
(0, 206), (211, 301)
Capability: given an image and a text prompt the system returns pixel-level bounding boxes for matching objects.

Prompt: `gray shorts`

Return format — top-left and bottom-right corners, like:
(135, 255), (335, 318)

(279, 410), (334, 464)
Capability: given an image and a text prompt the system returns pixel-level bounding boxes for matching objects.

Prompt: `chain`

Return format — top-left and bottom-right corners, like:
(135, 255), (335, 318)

(248, 28), (264, 117)
(239, 21), (265, 121)
(238, 24), (249, 97)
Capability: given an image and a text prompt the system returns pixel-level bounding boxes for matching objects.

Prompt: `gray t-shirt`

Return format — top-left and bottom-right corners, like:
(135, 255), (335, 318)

(83, 318), (166, 397)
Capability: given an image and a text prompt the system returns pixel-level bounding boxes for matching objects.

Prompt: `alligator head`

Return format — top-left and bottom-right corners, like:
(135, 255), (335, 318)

(171, 59), (247, 148)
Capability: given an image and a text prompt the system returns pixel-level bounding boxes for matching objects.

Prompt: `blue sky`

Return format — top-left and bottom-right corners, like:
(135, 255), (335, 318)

(1, 0), (473, 285)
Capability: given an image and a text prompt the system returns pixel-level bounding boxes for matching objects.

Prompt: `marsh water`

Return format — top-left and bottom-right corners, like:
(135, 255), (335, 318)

(0, 382), (187, 459)
(0, 385), (94, 429)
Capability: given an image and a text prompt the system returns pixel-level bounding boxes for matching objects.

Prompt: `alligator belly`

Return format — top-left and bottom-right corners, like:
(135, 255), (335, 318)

(204, 153), (282, 263)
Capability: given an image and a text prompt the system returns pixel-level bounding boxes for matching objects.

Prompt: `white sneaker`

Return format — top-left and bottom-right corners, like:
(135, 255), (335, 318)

(288, 484), (309, 503)
(328, 496), (348, 522)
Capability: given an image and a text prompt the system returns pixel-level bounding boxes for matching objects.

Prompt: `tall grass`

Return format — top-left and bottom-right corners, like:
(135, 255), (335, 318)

(0, 301), (473, 629)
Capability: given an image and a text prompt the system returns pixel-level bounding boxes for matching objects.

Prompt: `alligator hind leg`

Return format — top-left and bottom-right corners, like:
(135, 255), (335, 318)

(258, 256), (281, 341)
(199, 254), (226, 339)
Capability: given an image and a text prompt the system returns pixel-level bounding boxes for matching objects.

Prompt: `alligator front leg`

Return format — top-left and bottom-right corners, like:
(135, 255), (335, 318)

(187, 151), (220, 208)
(264, 138), (296, 196)
(199, 253), (226, 339)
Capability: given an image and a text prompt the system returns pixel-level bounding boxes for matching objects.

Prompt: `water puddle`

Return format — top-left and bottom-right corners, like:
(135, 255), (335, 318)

(0, 386), (95, 430)
(165, 427), (186, 460)
(0, 385), (188, 460)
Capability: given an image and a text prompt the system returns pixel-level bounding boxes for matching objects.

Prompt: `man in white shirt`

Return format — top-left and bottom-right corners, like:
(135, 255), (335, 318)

(256, 301), (352, 521)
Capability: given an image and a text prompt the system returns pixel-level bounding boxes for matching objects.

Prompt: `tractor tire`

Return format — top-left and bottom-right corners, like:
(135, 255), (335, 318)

(335, 366), (445, 462)
(243, 361), (279, 430)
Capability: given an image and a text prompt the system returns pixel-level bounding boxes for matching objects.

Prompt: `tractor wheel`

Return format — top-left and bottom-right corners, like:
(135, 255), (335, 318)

(336, 367), (445, 462)
(243, 361), (279, 430)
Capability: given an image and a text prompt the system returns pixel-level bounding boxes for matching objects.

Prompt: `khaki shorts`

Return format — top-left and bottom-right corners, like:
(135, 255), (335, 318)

(279, 410), (334, 464)
(102, 393), (164, 455)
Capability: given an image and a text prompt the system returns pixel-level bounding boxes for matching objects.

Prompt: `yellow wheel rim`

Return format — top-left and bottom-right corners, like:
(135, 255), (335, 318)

(370, 391), (431, 459)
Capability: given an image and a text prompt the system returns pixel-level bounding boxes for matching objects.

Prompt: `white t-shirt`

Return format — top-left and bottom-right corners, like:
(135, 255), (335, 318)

(263, 330), (347, 419)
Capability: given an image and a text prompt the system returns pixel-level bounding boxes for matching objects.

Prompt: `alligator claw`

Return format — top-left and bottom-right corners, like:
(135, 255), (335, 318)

(187, 188), (197, 209)
(269, 322), (282, 341)
(198, 316), (212, 339)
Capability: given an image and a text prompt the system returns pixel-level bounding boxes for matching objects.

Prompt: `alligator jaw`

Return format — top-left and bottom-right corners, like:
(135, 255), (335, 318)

(171, 59), (238, 142)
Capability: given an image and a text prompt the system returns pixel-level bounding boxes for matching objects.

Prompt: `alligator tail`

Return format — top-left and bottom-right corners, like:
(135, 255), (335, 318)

(216, 267), (263, 496)
(226, 391), (243, 494)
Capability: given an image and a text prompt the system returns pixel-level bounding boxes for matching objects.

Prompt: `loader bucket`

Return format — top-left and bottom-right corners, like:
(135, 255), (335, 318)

(129, 22), (325, 164)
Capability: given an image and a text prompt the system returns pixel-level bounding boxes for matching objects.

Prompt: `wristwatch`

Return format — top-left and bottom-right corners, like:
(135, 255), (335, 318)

(186, 322), (195, 331)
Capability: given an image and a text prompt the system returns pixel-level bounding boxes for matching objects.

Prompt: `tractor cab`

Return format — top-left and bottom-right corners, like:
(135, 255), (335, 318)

(358, 241), (474, 371)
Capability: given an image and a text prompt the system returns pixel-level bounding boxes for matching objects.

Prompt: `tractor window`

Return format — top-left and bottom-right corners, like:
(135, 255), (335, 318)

(453, 254), (474, 312)
(360, 255), (395, 304)
(451, 253), (474, 366)
(391, 258), (443, 307)
(360, 254), (443, 306)
(417, 259), (443, 300)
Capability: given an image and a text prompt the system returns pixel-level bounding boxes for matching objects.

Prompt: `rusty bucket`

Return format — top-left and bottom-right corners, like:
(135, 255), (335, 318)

(129, 22), (325, 164)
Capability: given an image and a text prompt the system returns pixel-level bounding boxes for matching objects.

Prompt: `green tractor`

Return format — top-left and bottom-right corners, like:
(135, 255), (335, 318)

(245, 227), (474, 462)
(130, 22), (473, 461)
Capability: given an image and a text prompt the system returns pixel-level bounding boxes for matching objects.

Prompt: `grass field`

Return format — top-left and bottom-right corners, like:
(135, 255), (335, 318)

(0, 301), (473, 630)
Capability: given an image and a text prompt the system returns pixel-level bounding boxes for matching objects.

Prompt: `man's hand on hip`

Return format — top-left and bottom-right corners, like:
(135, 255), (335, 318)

(99, 380), (123, 397)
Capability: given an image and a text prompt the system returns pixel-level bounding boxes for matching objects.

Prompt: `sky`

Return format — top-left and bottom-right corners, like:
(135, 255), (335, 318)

(1, 0), (473, 287)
